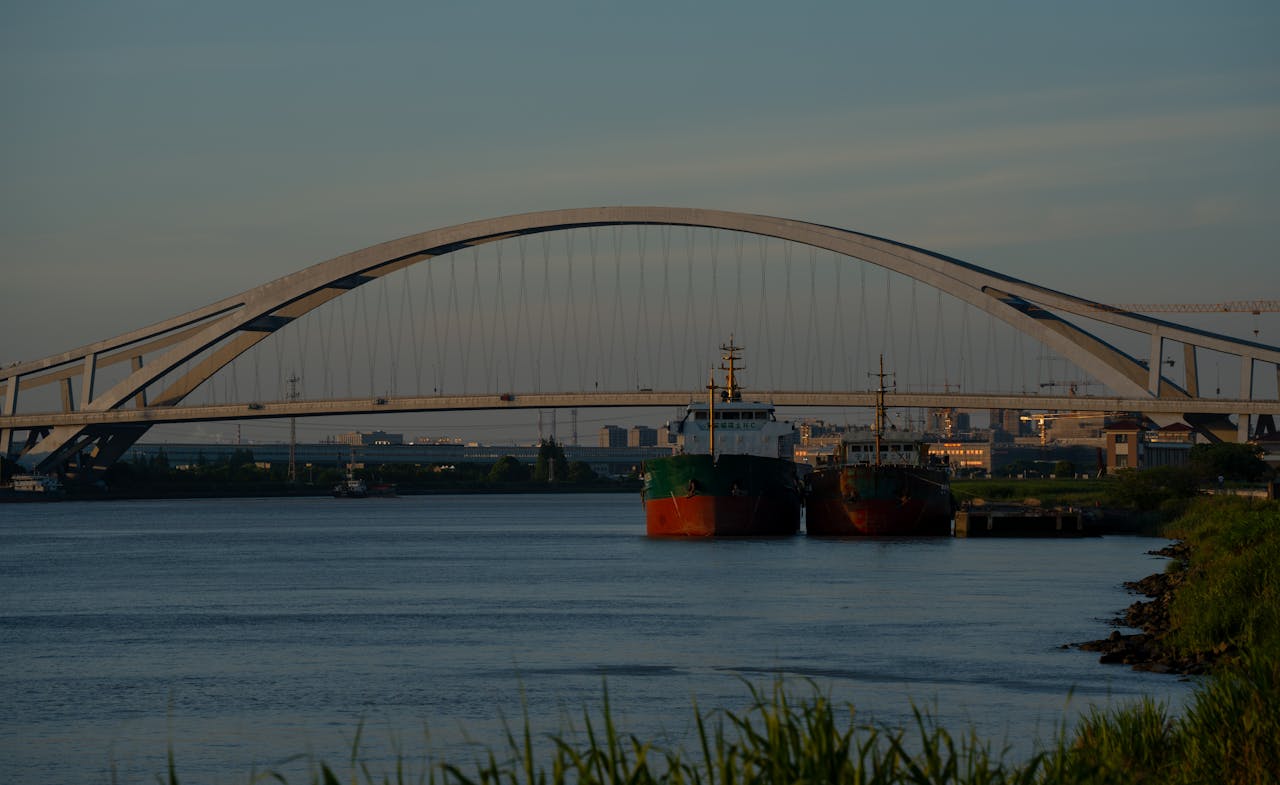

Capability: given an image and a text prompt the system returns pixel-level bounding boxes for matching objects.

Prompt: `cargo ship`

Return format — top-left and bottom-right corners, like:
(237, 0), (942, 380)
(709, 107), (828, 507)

(642, 340), (802, 537)
(804, 357), (953, 536)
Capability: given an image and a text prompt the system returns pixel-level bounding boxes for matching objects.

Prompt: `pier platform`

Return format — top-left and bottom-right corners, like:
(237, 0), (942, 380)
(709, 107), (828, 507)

(954, 504), (1087, 538)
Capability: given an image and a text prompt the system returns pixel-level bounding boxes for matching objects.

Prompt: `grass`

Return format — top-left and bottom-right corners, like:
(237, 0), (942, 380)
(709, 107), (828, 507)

(132, 496), (1280, 785)
(146, 662), (1273, 785)
(950, 478), (1112, 508)
(1161, 495), (1280, 658)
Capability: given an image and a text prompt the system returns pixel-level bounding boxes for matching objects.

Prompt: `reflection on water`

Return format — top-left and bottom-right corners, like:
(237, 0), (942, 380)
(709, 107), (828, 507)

(0, 495), (1193, 783)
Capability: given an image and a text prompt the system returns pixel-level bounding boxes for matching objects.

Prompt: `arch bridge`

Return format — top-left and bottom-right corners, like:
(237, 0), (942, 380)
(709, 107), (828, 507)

(3, 207), (1277, 478)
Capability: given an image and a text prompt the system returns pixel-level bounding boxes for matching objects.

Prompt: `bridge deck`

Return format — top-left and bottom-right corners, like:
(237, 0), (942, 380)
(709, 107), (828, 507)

(2, 390), (1274, 430)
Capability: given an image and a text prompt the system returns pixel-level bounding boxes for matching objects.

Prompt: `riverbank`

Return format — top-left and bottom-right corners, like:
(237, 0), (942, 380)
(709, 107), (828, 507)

(16, 479), (644, 501)
(1076, 495), (1280, 676)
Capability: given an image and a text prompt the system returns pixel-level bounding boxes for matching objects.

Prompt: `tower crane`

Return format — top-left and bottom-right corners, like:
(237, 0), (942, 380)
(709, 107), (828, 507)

(1020, 411), (1113, 446)
(1098, 300), (1279, 314)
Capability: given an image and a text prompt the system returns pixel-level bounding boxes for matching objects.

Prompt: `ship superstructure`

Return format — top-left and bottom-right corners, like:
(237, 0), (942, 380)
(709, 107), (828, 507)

(643, 340), (801, 537)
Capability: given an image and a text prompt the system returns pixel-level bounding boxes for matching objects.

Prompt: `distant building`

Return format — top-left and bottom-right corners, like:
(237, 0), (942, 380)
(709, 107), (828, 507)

(598, 425), (627, 448)
(1048, 415), (1106, 441)
(989, 409), (1028, 440)
(928, 441), (992, 474)
(335, 430), (404, 446)
(1103, 420), (1193, 472)
(628, 425), (658, 447)
(928, 409), (972, 438)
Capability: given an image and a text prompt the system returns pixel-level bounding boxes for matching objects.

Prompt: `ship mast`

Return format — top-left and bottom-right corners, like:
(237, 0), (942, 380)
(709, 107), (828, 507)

(706, 367), (718, 457)
(720, 336), (744, 403)
(871, 354), (894, 467)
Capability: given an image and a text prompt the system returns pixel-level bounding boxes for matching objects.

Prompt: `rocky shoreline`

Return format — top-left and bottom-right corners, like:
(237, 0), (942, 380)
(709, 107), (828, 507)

(1074, 541), (1230, 675)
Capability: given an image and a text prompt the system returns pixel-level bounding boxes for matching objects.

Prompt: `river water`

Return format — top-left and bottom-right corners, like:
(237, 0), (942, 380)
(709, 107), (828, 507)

(1, 494), (1194, 783)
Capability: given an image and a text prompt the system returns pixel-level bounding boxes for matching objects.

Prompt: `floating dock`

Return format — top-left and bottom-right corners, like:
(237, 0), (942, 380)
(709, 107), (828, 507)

(954, 504), (1087, 537)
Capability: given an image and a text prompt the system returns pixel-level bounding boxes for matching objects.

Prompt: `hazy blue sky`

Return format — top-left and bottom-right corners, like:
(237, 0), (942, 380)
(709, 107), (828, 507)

(3, 1), (1277, 370)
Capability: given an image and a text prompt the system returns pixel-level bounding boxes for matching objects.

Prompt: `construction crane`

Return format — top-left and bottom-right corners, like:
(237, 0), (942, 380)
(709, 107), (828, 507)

(1097, 300), (1279, 314)
(1039, 379), (1099, 396)
(1020, 411), (1112, 446)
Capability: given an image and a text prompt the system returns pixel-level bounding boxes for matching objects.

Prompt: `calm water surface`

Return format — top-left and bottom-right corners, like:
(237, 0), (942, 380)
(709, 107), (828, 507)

(1, 495), (1194, 783)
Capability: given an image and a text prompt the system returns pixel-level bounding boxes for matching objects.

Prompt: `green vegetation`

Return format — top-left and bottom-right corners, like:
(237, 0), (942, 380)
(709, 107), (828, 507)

(950, 477), (1112, 508)
(134, 496), (1280, 785)
(1102, 466), (1201, 514)
(1188, 442), (1270, 484)
(90, 445), (635, 498)
(1162, 496), (1280, 659)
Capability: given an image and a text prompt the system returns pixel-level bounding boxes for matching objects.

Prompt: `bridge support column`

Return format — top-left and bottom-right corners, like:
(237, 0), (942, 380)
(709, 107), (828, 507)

(81, 353), (97, 409)
(1183, 343), (1199, 397)
(1148, 332), (1164, 396)
(1, 374), (16, 460)
(131, 356), (147, 408)
(1240, 357), (1254, 441)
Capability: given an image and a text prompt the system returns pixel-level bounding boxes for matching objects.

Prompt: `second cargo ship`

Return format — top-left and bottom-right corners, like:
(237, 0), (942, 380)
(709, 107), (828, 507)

(804, 357), (953, 536)
(642, 340), (802, 537)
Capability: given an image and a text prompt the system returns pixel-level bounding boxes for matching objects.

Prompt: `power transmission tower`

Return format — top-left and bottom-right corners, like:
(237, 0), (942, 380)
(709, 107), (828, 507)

(287, 372), (301, 483)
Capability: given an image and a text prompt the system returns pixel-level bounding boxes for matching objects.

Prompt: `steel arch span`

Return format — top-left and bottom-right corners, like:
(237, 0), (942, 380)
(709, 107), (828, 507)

(3, 206), (1278, 477)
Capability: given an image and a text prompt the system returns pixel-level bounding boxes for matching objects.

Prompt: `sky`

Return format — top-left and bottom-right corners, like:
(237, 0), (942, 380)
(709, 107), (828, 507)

(2, 1), (1277, 442)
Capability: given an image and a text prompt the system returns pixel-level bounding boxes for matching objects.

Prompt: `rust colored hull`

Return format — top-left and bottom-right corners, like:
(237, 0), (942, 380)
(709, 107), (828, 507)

(645, 493), (802, 537)
(643, 453), (801, 537)
(805, 465), (952, 536)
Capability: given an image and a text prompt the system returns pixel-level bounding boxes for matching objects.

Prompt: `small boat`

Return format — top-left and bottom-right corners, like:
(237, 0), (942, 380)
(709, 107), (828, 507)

(332, 468), (368, 498)
(804, 356), (953, 536)
(0, 473), (66, 502)
(642, 339), (802, 537)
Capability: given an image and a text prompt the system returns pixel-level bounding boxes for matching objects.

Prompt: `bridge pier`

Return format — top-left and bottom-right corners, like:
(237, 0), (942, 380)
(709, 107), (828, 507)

(0, 373), (15, 460)
(1240, 358), (1254, 442)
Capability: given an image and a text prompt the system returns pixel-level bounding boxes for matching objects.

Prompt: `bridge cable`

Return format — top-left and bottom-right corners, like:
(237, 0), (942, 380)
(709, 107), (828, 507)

(936, 289), (947, 394)
(659, 226), (675, 391)
(295, 299), (311, 401)
(402, 264), (422, 396)
(360, 281), (376, 396)
(682, 228), (700, 383)
(732, 233), (745, 362)
(637, 227), (654, 390)
(427, 253), (445, 394)
(782, 242), (796, 387)
(376, 275), (393, 395)
(493, 242), (506, 394)
(587, 228), (603, 392)
(907, 279), (921, 395)
(516, 237), (533, 394)
(804, 246), (820, 390)
(707, 230), (720, 359)
(565, 230), (584, 392)
(459, 247), (478, 393)
(607, 227), (624, 391)
(271, 326), (284, 399)
(882, 269), (896, 379)
(540, 233), (557, 393)
(387, 272), (405, 396)
(317, 295), (332, 399)
(984, 308), (998, 394)
(830, 250), (844, 392)
(758, 237), (775, 386)
(857, 265), (870, 395)
(470, 245), (493, 395)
